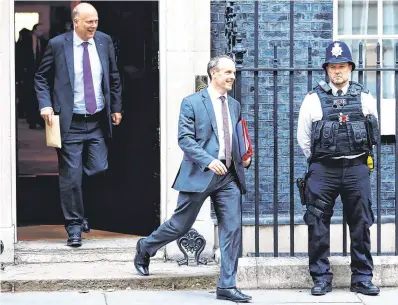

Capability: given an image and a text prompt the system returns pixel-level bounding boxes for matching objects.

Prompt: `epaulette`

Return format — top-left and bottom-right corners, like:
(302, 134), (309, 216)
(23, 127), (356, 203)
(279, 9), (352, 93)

(348, 81), (368, 95)
(310, 85), (321, 94)
(349, 81), (364, 90)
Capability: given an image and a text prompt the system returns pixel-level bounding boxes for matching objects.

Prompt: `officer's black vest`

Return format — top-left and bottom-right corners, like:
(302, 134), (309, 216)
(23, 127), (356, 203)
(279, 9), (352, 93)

(310, 81), (371, 159)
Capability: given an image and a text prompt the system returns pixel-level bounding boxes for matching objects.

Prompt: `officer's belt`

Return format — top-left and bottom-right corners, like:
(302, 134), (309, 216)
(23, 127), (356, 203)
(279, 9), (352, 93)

(313, 155), (366, 168)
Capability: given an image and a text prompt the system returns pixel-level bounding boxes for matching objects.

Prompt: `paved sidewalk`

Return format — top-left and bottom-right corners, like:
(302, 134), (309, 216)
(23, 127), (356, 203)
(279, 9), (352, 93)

(1, 288), (397, 305)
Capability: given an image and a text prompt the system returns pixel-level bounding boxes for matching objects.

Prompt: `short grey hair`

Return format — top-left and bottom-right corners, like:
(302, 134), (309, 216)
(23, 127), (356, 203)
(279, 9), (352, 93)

(71, 7), (79, 21)
(207, 55), (235, 80)
(71, 3), (96, 21)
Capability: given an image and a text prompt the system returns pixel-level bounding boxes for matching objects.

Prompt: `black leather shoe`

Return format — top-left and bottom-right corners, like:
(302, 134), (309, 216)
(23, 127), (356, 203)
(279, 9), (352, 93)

(311, 281), (332, 296)
(350, 281), (380, 295)
(82, 219), (90, 233)
(134, 238), (150, 276)
(67, 231), (82, 247)
(216, 287), (252, 303)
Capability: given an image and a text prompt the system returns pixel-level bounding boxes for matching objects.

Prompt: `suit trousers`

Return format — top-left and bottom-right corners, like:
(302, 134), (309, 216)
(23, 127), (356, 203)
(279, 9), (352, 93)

(141, 166), (242, 288)
(57, 113), (108, 232)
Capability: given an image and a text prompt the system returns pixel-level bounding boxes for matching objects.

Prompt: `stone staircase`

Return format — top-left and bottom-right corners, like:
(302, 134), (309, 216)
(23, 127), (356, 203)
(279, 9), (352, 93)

(3, 239), (397, 292)
(0, 238), (219, 292)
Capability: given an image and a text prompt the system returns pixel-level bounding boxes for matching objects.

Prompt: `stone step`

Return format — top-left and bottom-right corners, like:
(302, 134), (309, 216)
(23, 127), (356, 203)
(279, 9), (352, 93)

(14, 239), (165, 264)
(4, 253), (397, 292)
(0, 260), (220, 292)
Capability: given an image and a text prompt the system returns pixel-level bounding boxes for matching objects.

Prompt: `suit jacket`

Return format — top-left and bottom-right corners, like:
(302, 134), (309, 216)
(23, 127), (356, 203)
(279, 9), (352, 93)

(16, 35), (47, 86)
(172, 88), (247, 194)
(34, 31), (122, 142)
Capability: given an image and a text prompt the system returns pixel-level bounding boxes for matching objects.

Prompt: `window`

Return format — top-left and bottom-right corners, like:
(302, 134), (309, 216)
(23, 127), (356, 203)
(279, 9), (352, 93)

(334, 0), (398, 135)
(15, 12), (39, 42)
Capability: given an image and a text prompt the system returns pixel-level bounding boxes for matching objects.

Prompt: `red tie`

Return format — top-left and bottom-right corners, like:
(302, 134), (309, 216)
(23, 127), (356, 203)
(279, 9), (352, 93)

(219, 96), (231, 168)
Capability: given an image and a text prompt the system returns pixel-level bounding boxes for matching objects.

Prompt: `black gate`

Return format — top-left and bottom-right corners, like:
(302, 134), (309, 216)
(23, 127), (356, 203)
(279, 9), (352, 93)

(224, 1), (398, 257)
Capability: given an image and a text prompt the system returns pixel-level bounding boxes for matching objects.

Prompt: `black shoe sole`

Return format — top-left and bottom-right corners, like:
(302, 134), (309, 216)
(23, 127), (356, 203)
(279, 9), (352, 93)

(134, 262), (149, 276)
(350, 287), (379, 296)
(67, 241), (82, 247)
(82, 228), (90, 233)
(216, 296), (251, 303)
(311, 287), (332, 296)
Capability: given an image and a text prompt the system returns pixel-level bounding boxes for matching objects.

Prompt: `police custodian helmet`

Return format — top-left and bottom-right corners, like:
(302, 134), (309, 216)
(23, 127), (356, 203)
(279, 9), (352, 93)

(322, 41), (356, 71)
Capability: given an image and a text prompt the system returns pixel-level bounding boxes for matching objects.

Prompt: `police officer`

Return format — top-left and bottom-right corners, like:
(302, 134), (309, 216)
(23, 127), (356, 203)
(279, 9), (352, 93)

(297, 41), (380, 296)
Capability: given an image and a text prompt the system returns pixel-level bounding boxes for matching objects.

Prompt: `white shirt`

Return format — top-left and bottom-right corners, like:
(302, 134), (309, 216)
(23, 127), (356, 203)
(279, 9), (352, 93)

(297, 82), (378, 159)
(207, 87), (233, 160)
(72, 31), (104, 114)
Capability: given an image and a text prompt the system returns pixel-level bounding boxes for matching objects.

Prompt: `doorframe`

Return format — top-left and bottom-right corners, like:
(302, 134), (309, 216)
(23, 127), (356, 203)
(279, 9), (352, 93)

(1, 0), (18, 263)
(158, 0), (168, 226)
(11, 0), (17, 244)
(10, 1), (165, 243)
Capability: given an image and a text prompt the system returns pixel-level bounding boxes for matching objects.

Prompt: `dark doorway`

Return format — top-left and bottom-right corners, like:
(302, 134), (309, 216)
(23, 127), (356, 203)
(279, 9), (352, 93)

(16, 1), (160, 237)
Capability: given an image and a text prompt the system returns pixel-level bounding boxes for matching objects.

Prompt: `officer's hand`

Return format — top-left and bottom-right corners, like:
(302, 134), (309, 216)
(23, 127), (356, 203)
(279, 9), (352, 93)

(207, 160), (227, 175)
(40, 108), (54, 127)
(243, 157), (251, 168)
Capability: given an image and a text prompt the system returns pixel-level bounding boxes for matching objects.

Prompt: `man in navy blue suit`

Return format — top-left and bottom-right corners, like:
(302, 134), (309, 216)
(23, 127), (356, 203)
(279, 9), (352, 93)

(134, 55), (252, 303)
(35, 3), (122, 247)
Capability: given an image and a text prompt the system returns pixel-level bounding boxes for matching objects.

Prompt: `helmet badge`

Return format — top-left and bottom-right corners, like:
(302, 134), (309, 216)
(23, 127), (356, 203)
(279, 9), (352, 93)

(331, 42), (343, 58)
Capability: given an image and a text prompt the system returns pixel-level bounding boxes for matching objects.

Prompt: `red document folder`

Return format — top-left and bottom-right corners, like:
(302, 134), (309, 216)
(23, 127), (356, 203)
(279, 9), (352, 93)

(236, 118), (253, 161)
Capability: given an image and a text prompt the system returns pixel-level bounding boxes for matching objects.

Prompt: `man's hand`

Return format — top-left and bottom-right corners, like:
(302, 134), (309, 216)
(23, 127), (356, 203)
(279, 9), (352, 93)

(40, 108), (54, 127)
(111, 112), (122, 126)
(243, 157), (251, 168)
(207, 159), (228, 175)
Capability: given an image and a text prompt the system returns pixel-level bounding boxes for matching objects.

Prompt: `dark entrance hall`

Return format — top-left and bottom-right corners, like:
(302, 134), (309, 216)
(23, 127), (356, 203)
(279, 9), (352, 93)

(16, 1), (160, 238)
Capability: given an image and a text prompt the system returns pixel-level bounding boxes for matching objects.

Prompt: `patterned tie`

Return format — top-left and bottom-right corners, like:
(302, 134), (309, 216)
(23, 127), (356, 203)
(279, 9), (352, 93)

(82, 42), (97, 114)
(337, 89), (343, 96)
(220, 96), (231, 168)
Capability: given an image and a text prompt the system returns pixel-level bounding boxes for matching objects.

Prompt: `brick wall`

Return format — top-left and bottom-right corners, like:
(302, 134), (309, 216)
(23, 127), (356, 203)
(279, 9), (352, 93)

(211, 0), (396, 223)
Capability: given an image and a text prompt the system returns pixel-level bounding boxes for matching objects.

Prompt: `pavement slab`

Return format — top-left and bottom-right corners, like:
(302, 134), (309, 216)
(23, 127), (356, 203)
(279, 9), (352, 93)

(0, 291), (106, 305)
(243, 289), (361, 303)
(105, 290), (231, 305)
(355, 288), (398, 305)
(1, 289), (398, 305)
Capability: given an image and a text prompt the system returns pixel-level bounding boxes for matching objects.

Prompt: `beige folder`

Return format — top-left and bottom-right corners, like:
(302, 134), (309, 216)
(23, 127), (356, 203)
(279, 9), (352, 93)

(45, 115), (61, 148)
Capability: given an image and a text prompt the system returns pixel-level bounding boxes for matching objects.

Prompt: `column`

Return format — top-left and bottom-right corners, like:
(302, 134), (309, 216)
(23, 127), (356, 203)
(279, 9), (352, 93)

(159, 0), (213, 259)
(0, 0), (17, 263)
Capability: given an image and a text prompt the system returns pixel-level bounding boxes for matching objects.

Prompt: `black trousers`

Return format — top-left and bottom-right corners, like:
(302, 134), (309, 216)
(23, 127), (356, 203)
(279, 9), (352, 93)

(57, 113), (108, 232)
(304, 157), (374, 284)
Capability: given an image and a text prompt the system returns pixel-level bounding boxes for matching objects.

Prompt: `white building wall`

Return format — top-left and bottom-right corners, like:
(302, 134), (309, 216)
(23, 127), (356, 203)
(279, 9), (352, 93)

(0, 0), (17, 263)
(159, 0), (214, 258)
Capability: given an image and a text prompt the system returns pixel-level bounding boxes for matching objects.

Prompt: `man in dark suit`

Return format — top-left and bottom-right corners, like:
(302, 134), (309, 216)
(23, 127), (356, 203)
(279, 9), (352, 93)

(134, 55), (252, 303)
(16, 24), (47, 127)
(35, 3), (122, 247)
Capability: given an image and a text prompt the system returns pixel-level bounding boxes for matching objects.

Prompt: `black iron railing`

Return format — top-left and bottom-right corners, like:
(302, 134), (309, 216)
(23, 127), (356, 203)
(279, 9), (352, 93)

(225, 1), (398, 257)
